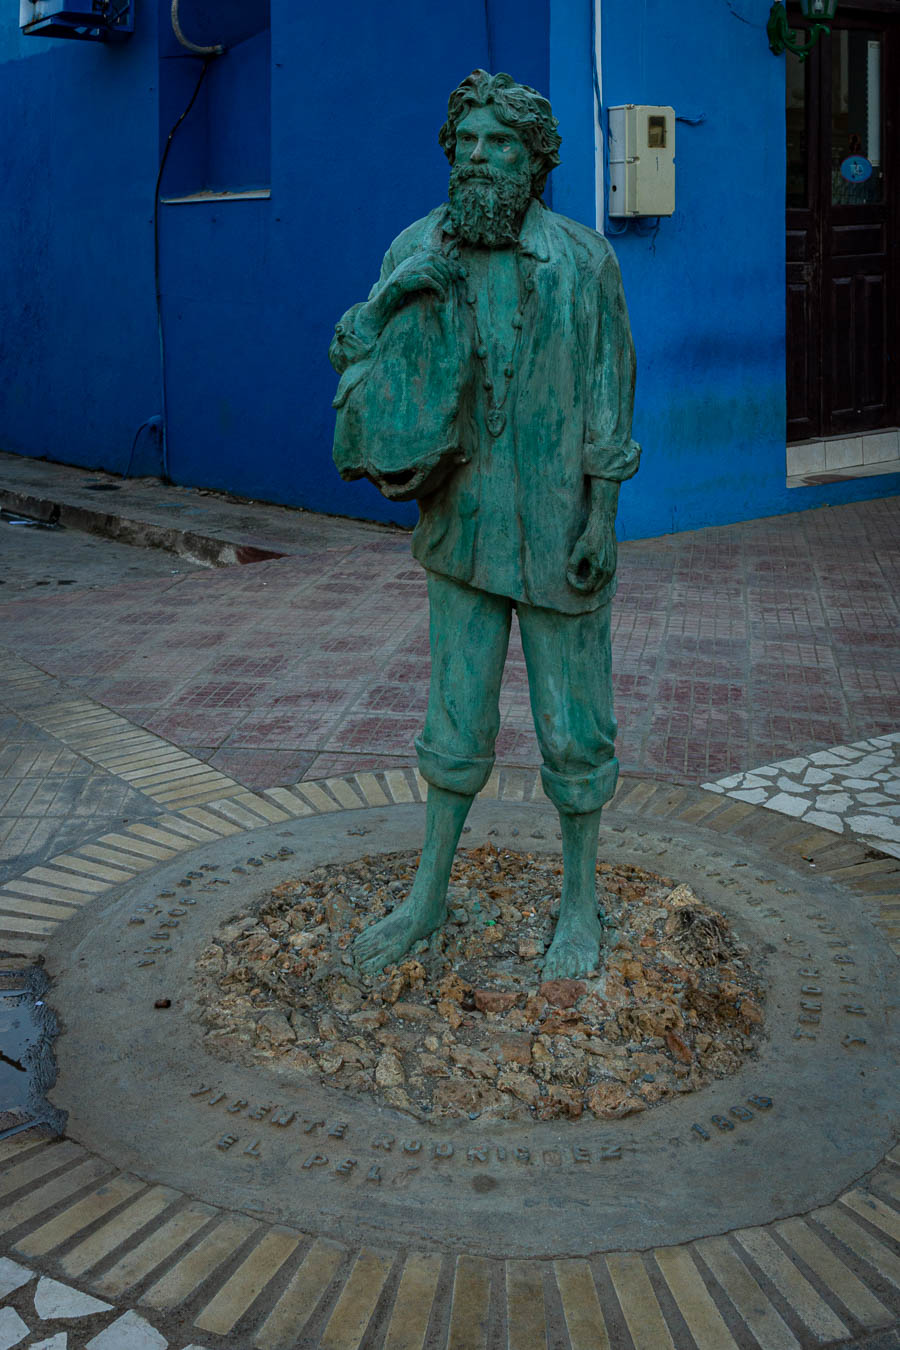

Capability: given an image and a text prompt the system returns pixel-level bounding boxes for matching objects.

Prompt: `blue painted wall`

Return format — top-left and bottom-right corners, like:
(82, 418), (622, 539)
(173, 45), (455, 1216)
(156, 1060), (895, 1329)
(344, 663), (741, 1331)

(0, 0), (895, 537)
(549, 0), (597, 230)
(157, 0), (549, 527)
(0, 0), (548, 517)
(160, 0), (271, 197)
(599, 0), (898, 538)
(0, 6), (162, 477)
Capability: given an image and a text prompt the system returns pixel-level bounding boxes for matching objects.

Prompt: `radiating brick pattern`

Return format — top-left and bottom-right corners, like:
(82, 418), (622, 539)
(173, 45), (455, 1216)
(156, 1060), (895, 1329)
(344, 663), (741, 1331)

(0, 1132), (897, 1348)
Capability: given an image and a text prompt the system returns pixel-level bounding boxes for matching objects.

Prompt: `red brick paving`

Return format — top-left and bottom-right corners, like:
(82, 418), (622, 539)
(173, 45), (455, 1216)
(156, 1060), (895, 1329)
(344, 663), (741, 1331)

(1, 498), (897, 790)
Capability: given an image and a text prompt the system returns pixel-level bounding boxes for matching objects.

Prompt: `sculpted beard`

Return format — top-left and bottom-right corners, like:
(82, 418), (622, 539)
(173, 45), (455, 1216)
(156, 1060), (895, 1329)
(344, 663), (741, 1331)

(448, 161), (534, 247)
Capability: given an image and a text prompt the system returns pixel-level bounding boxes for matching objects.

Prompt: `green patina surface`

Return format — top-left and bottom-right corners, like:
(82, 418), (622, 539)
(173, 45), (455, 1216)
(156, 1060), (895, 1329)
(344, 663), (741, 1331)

(329, 70), (640, 979)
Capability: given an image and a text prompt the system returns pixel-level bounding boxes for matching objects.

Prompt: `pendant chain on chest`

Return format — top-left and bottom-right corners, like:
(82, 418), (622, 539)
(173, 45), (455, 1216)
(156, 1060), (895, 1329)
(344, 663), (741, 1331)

(448, 246), (536, 438)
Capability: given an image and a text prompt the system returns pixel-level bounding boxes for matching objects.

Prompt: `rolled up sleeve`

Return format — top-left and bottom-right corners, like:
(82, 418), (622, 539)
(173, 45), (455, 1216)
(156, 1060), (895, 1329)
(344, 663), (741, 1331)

(583, 252), (641, 482)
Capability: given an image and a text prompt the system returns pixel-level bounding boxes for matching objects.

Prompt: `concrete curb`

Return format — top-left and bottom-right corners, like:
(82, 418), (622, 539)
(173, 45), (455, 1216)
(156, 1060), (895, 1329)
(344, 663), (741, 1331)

(0, 450), (399, 569)
(0, 484), (286, 568)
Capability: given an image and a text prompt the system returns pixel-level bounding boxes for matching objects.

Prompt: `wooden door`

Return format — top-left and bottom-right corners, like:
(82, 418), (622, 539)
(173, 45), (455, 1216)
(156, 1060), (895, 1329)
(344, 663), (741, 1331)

(786, 3), (898, 442)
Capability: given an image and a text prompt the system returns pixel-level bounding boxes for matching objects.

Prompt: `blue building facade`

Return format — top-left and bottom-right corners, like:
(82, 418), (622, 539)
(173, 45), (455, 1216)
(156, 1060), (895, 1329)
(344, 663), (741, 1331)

(1, 0), (896, 540)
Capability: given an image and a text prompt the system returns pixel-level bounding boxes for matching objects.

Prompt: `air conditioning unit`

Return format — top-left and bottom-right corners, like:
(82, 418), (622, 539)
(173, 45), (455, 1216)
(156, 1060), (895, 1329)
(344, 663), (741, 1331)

(19, 0), (133, 41)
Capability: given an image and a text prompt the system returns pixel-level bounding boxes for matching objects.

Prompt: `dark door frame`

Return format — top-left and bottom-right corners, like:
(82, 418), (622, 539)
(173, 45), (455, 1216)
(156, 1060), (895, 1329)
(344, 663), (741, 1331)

(785, 0), (899, 442)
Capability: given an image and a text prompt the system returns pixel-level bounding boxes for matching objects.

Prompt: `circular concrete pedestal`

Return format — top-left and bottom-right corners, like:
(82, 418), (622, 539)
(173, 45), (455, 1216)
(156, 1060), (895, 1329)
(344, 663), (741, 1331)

(2, 771), (898, 1350)
(46, 800), (898, 1260)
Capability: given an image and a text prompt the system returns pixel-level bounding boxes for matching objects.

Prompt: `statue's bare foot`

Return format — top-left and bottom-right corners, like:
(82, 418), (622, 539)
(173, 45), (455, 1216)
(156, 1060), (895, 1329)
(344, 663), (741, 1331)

(354, 884), (446, 976)
(542, 911), (605, 980)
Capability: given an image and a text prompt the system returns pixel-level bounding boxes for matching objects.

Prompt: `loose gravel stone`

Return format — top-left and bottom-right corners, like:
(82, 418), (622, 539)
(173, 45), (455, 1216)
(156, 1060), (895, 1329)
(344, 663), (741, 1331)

(194, 845), (767, 1122)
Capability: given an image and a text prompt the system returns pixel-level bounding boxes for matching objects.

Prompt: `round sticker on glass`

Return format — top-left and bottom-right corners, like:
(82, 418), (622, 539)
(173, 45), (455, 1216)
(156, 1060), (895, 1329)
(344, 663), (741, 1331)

(840, 155), (873, 183)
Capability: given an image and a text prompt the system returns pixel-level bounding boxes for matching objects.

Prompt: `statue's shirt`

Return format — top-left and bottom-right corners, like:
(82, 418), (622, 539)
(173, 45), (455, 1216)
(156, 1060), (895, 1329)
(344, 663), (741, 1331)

(330, 200), (640, 615)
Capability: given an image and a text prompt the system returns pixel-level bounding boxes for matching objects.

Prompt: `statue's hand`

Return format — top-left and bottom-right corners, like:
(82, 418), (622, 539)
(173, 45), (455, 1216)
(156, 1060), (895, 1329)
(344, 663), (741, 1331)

(566, 517), (617, 593)
(378, 251), (456, 316)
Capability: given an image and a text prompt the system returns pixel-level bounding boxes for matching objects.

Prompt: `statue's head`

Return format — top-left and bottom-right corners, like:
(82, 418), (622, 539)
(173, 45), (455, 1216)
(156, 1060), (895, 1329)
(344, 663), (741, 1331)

(439, 70), (561, 247)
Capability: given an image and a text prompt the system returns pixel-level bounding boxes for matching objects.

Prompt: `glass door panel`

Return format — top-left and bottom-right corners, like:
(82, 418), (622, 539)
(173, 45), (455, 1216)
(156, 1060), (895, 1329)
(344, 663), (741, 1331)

(786, 51), (809, 208)
(831, 29), (884, 204)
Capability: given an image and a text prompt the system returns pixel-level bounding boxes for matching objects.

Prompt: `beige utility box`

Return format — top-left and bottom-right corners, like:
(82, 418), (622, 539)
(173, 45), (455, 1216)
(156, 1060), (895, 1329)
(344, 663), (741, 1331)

(608, 104), (676, 217)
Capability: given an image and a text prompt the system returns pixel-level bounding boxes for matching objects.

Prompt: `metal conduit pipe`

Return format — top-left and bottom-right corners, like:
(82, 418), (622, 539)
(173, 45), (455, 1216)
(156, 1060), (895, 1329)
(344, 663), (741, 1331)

(170, 0), (224, 55)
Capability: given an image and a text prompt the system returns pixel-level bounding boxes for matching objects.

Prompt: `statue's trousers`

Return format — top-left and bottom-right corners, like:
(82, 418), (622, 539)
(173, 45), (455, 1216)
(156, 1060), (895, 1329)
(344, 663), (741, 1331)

(415, 570), (619, 815)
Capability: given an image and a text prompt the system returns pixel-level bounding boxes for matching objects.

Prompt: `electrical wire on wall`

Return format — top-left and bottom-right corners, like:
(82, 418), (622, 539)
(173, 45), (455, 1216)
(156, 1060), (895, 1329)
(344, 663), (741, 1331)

(483, 0), (494, 71)
(123, 415), (162, 478)
(153, 58), (212, 482)
(590, 0), (627, 235)
(151, 2), (225, 482)
(170, 0), (223, 55)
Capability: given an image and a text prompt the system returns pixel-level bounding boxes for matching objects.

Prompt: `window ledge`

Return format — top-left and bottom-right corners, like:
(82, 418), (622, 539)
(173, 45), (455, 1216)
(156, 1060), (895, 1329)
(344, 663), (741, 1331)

(161, 189), (271, 204)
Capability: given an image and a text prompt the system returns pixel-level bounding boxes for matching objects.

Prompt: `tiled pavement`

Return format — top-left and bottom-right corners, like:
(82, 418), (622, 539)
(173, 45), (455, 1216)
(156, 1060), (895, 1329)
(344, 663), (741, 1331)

(0, 654), (252, 887)
(0, 766), (897, 1350)
(0, 712), (165, 885)
(0, 489), (898, 1348)
(0, 498), (897, 802)
(0, 1137), (898, 1350)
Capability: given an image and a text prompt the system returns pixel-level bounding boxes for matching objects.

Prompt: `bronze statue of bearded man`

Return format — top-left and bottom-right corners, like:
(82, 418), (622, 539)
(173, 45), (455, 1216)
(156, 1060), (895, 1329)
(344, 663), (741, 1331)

(330, 70), (640, 979)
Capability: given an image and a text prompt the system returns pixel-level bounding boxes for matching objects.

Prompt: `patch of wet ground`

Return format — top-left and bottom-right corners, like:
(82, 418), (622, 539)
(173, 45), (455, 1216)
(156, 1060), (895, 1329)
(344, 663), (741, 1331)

(0, 967), (66, 1137)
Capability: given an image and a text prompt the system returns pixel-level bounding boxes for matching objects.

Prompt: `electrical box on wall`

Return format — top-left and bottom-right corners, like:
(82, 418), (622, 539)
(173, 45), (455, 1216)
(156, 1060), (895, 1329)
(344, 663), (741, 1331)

(19, 0), (133, 41)
(608, 105), (675, 217)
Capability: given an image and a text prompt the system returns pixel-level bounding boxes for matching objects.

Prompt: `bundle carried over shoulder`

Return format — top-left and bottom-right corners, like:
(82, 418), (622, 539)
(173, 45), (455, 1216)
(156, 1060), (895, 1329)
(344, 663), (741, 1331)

(332, 293), (476, 502)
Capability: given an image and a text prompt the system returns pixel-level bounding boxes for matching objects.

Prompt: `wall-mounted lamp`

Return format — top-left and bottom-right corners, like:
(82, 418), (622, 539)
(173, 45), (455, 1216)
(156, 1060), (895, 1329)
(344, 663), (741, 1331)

(768, 0), (837, 60)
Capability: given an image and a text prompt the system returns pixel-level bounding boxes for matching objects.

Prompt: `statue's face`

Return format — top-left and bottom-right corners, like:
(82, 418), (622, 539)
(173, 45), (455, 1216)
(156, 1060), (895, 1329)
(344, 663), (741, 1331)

(454, 106), (529, 180)
(448, 104), (534, 247)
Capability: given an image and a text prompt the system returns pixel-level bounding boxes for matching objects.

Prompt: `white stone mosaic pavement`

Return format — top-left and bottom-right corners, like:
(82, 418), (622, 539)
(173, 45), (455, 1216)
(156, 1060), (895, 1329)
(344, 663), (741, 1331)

(0, 1262), (31, 1302)
(0, 1261), (204, 1350)
(703, 732), (900, 857)
(85, 1311), (168, 1350)
(33, 1278), (110, 1321)
(0, 1307), (29, 1350)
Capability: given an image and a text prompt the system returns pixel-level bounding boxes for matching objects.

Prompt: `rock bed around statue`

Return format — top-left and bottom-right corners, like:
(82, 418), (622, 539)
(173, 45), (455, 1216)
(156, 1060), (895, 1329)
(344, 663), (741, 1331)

(194, 845), (767, 1123)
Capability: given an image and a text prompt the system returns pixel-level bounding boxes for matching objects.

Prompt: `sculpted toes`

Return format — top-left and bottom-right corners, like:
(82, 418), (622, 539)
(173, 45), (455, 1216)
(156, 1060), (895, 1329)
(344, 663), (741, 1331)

(353, 932), (385, 964)
(543, 926), (602, 979)
(541, 946), (568, 980)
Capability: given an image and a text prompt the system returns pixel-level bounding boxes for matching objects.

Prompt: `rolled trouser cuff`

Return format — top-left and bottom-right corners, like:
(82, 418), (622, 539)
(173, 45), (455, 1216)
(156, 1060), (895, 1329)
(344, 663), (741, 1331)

(540, 756), (619, 815)
(415, 737), (494, 797)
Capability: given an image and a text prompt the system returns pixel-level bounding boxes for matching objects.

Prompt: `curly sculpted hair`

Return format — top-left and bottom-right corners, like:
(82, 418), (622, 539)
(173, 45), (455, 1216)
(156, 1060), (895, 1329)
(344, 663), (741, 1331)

(438, 70), (562, 197)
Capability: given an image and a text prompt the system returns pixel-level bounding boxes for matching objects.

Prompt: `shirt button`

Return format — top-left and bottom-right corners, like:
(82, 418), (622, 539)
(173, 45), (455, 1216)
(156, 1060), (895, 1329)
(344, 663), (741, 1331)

(476, 345), (487, 360)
